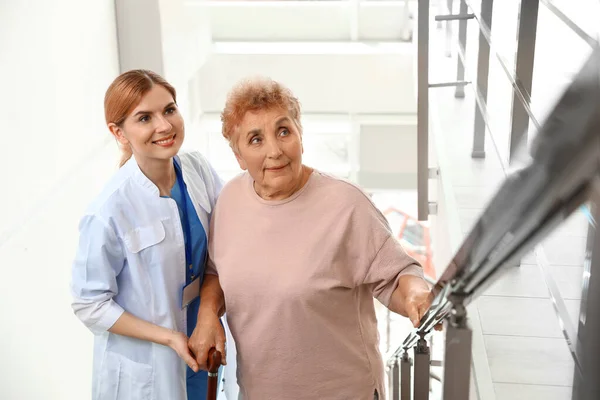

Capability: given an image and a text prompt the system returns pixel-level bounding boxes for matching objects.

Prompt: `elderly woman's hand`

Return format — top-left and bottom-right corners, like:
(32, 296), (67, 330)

(402, 281), (436, 329)
(389, 274), (442, 331)
(189, 314), (227, 371)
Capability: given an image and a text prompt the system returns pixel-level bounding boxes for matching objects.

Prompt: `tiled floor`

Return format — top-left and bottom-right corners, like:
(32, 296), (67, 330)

(484, 335), (574, 387)
(493, 383), (573, 400)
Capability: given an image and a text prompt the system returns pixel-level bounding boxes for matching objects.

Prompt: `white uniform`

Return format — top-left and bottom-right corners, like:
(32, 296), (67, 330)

(70, 152), (236, 399)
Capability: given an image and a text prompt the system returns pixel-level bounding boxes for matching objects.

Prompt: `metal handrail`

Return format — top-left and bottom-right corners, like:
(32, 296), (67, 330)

(391, 47), (600, 364)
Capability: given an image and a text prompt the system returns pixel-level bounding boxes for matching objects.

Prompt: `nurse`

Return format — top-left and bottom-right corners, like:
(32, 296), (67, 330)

(70, 69), (227, 400)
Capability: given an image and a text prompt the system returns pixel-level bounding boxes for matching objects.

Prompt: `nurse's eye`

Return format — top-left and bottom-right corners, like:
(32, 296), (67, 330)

(165, 107), (177, 115)
(139, 115), (150, 123)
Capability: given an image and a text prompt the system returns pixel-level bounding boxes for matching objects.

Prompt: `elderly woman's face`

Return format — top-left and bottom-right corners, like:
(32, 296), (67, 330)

(234, 107), (303, 197)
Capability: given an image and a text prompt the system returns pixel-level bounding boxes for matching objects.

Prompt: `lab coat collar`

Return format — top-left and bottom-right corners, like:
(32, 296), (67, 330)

(123, 155), (181, 197)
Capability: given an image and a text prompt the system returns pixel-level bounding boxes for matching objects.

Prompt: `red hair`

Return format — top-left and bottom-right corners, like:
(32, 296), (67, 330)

(221, 77), (302, 149)
(104, 70), (177, 167)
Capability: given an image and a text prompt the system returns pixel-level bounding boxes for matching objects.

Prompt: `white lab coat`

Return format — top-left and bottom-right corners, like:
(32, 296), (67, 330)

(70, 151), (237, 400)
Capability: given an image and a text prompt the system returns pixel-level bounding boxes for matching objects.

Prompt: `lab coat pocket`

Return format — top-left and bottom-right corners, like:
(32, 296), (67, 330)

(98, 351), (154, 400)
(123, 220), (166, 254)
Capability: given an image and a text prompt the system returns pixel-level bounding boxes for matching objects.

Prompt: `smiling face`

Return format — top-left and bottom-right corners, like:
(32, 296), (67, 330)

(108, 84), (184, 165)
(233, 107), (305, 200)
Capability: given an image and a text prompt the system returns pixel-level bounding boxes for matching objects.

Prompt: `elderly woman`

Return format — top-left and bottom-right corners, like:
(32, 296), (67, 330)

(190, 78), (433, 400)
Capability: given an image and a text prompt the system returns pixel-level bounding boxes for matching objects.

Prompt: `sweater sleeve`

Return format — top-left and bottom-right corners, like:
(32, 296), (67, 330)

(344, 190), (425, 306)
(365, 236), (424, 306)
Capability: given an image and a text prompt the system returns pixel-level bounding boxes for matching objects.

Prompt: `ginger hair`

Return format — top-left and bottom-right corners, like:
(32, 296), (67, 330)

(220, 77), (302, 150)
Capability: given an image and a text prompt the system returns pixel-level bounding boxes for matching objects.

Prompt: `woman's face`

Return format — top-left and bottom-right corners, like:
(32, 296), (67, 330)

(234, 107), (304, 198)
(110, 85), (184, 163)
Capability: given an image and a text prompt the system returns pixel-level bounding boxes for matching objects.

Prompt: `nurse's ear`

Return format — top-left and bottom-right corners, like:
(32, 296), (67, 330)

(108, 123), (130, 146)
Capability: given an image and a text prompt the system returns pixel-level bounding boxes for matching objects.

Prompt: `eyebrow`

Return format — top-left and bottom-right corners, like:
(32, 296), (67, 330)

(133, 102), (176, 117)
(245, 116), (292, 138)
(275, 116), (292, 126)
(246, 128), (261, 138)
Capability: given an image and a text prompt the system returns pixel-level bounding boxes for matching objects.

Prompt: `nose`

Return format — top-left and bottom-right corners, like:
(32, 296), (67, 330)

(266, 137), (283, 158)
(155, 114), (172, 133)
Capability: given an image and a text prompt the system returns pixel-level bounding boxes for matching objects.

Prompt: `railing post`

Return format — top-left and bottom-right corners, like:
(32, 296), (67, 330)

(401, 351), (412, 400)
(401, 0), (412, 42)
(472, 0), (494, 158)
(436, 0), (444, 29)
(573, 182), (600, 400)
(442, 296), (473, 400)
(455, 0), (468, 98)
(445, 0), (454, 56)
(413, 335), (430, 400)
(508, 0), (539, 162)
(386, 309), (391, 353)
(417, 0), (430, 221)
(389, 357), (400, 400)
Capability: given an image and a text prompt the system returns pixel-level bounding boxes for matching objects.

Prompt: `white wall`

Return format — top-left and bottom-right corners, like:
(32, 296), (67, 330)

(114, 0), (213, 122)
(358, 123), (418, 189)
(191, 0), (412, 42)
(0, 1), (119, 243)
(158, 0), (213, 121)
(197, 44), (416, 115)
(115, 0), (213, 151)
(0, 0), (120, 398)
(116, 0), (165, 74)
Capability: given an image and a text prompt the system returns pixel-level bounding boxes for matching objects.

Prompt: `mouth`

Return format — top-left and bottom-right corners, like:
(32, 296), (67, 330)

(152, 134), (176, 147)
(265, 164), (289, 172)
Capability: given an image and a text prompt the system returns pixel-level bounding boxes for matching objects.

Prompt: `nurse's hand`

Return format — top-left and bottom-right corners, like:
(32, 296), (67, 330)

(168, 331), (200, 373)
(108, 312), (201, 372)
(189, 314), (227, 371)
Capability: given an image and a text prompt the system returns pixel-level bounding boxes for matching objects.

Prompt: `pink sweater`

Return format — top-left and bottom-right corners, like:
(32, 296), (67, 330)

(207, 170), (423, 400)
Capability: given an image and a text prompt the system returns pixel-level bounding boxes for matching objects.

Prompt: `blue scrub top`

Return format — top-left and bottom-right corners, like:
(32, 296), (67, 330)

(170, 159), (210, 399)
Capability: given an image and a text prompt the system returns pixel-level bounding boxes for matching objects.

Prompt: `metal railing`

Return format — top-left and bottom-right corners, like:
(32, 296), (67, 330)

(416, 0), (600, 220)
(400, 0), (600, 399)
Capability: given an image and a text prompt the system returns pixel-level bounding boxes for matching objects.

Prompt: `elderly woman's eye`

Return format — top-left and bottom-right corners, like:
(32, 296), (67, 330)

(250, 136), (261, 144)
(280, 129), (290, 136)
